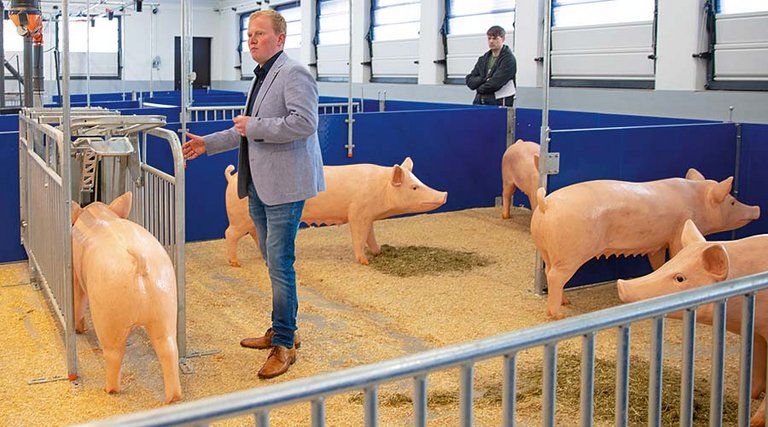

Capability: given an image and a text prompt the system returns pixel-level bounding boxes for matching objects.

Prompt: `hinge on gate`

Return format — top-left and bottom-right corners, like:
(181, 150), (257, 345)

(545, 152), (560, 175)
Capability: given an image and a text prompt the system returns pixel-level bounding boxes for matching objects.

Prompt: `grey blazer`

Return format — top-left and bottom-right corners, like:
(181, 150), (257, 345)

(204, 53), (325, 205)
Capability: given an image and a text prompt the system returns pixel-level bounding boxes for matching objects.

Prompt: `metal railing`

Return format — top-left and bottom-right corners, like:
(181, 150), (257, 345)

(76, 271), (768, 427)
(186, 101), (363, 122)
(19, 108), (188, 380)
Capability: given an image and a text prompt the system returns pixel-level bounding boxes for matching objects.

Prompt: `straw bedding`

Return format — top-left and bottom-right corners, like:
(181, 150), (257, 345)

(0, 207), (750, 426)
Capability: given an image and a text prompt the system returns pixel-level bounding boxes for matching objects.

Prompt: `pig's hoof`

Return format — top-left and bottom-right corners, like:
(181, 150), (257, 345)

(502, 213), (510, 219)
(358, 257), (370, 266)
(165, 393), (182, 404)
(562, 295), (571, 305)
(229, 259), (241, 268)
(547, 310), (566, 320)
(105, 387), (119, 395)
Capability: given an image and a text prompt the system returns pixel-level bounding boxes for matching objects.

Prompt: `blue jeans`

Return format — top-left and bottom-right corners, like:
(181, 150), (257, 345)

(247, 182), (305, 348)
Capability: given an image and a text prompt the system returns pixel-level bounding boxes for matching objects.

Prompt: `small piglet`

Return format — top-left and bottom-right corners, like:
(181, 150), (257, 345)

(618, 219), (768, 427)
(501, 139), (540, 218)
(72, 192), (181, 403)
(531, 168), (760, 319)
(224, 158), (447, 266)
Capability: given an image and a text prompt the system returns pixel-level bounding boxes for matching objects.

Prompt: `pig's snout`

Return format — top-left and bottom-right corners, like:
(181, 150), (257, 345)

(751, 206), (761, 220)
(438, 192), (447, 205)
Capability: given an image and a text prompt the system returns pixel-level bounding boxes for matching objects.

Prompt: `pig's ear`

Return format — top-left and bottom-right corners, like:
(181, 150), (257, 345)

(533, 154), (540, 172)
(709, 176), (734, 204)
(71, 202), (82, 225)
(680, 219), (705, 247)
(391, 165), (404, 187)
(400, 157), (413, 172)
(108, 192), (133, 218)
(685, 168), (705, 181)
(702, 244), (729, 281)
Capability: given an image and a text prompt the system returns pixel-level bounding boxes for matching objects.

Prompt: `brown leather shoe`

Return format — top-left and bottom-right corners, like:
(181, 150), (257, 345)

(257, 345), (296, 379)
(240, 328), (301, 350)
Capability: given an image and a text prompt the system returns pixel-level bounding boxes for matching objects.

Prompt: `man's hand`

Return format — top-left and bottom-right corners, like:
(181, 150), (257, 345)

(182, 132), (206, 160)
(233, 115), (250, 137)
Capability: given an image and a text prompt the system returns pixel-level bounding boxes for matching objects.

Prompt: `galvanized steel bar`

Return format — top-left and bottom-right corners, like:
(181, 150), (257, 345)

(709, 301), (726, 427)
(364, 386), (378, 427)
(460, 363), (474, 427)
(413, 375), (427, 427)
(580, 333), (595, 427)
(75, 272), (768, 427)
(615, 325), (630, 427)
(739, 293), (756, 426)
(543, 343), (557, 427)
(254, 410), (268, 427)
(311, 397), (325, 427)
(648, 316), (665, 427)
(503, 352), (517, 427)
(61, 0), (77, 382)
(680, 309), (697, 426)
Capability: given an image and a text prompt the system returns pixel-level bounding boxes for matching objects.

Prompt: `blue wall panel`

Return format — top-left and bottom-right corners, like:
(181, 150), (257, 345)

(735, 123), (768, 238)
(545, 123), (738, 288)
(0, 115), (18, 132)
(0, 132), (26, 263)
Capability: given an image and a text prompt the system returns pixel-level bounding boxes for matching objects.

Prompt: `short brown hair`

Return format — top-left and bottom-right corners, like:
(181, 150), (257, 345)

(487, 25), (506, 38)
(249, 9), (287, 35)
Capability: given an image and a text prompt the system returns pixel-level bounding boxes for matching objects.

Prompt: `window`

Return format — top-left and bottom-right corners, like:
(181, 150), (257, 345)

(707, 0), (768, 90)
(372, 0), (420, 42)
(239, 9), (256, 78)
(315, 0), (351, 81)
(552, 0), (654, 28)
(447, 0), (515, 37)
(57, 16), (121, 78)
(444, 0), (515, 82)
(718, 0), (768, 15)
(550, 0), (656, 88)
(274, 1), (302, 50)
(317, 0), (350, 46)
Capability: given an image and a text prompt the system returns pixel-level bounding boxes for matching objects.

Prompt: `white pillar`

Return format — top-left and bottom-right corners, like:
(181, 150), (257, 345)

(351, 0), (371, 83)
(300, 0), (317, 75)
(418, 0), (445, 84)
(656, 0), (708, 91)
(515, 0), (545, 88)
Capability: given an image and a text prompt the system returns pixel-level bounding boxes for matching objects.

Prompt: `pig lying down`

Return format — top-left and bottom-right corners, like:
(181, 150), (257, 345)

(531, 169), (759, 319)
(225, 157), (448, 266)
(501, 139), (540, 218)
(72, 192), (181, 403)
(618, 220), (768, 427)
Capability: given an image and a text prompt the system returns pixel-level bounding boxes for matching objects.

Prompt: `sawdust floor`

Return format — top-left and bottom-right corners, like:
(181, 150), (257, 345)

(0, 207), (752, 426)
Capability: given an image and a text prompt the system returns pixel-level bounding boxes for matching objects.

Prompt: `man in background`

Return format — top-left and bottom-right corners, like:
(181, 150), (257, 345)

(465, 25), (517, 106)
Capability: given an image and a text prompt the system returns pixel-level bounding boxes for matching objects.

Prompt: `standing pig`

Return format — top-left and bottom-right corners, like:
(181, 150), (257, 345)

(617, 220), (768, 427)
(502, 139), (540, 218)
(224, 158), (447, 266)
(72, 192), (181, 403)
(531, 169), (759, 319)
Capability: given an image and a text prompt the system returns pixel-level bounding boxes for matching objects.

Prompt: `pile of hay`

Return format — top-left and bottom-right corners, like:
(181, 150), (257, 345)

(369, 244), (493, 277)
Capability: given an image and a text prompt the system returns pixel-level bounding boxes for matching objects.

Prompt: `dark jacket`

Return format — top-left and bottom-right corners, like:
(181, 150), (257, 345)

(465, 44), (517, 106)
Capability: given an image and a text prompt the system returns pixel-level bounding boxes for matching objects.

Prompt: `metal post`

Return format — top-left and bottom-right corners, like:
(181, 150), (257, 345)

(62, 0), (77, 382)
(86, 0), (91, 107)
(149, 8), (154, 97)
(615, 325), (630, 427)
(680, 309), (697, 426)
(580, 333), (595, 427)
(344, 0), (354, 158)
(503, 353), (517, 427)
(648, 317), (665, 427)
(414, 375), (427, 427)
(23, 37), (32, 107)
(0, 1), (5, 108)
(739, 293), (756, 426)
(709, 302), (726, 427)
(542, 343), (557, 427)
(180, 0), (193, 136)
(460, 363), (474, 427)
(364, 386), (378, 427)
(534, 0), (553, 295)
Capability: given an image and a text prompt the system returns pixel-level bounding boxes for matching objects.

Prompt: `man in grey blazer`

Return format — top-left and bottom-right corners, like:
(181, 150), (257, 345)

(182, 9), (324, 379)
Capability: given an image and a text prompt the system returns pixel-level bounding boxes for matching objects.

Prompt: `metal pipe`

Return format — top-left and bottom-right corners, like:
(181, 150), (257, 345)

(739, 293), (756, 426)
(363, 385), (378, 427)
(502, 352), (517, 427)
(580, 333), (595, 427)
(534, 0), (553, 295)
(62, 0), (77, 382)
(86, 0), (91, 107)
(680, 309), (697, 426)
(542, 343), (557, 427)
(648, 316), (665, 427)
(344, 0), (354, 158)
(23, 37), (33, 107)
(709, 301), (726, 427)
(0, 1), (5, 108)
(614, 325), (630, 426)
(33, 40), (43, 106)
(311, 397), (325, 427)
(180, 0), (192, 135)
(460, 363), (473, 427)
(413, 375), (427, 427)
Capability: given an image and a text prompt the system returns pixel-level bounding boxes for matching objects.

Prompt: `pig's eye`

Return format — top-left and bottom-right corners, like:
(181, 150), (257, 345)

(731, 200), (735, 206)
(411, 185), (418, 190)
(674, 274), (686, 283)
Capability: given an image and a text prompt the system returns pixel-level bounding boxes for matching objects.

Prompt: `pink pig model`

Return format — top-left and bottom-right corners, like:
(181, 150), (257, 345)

(71, 192), (181, 403)
(618, 220), (768, 427)
(224, 158), (447, 266)
(531, 169), (759, 319)
(501, 139), (540, 218)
